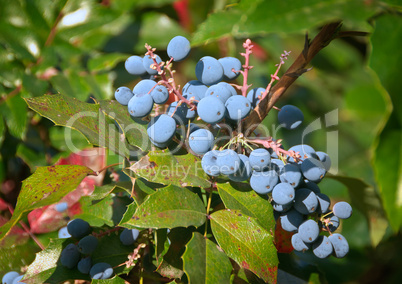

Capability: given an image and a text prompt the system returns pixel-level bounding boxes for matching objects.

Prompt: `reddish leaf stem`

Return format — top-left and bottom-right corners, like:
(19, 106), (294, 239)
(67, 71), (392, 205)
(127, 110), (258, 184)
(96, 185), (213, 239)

(7, 205), (45, 250)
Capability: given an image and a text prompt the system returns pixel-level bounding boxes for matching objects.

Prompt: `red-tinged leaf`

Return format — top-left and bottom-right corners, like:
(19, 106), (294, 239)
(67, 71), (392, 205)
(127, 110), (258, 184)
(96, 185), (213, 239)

(274, 220), (294, 254)
(28, 149), (106, 234)
(210, 209), (278, 283)
(0, 165), (94, 241)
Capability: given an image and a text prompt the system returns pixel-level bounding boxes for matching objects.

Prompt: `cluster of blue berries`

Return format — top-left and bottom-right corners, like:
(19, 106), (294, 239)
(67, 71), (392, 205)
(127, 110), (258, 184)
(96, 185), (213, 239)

(57, 219), (140, 279)
(116, 35), (352, 259)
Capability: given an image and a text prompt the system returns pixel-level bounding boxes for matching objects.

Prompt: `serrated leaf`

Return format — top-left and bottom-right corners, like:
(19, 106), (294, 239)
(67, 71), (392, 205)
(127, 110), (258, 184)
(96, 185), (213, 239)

(98, 99), (149, 152)
(192, 0), (379, 44)
(25, 94), (129, 157)
(217, 182), (275, 233)
(183, 232), (232, 284)
(120, 185), (206, 229)
(23, 233), (137, 284)
(76, 194), (115, 227)
(0, 165), (93, 241)
(210, 209), (278, 283)
(130, 150), (211, 188)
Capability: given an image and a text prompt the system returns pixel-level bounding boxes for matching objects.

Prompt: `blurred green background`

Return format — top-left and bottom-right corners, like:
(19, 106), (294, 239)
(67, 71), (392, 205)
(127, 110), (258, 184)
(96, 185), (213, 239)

(0, 0), (401, 283)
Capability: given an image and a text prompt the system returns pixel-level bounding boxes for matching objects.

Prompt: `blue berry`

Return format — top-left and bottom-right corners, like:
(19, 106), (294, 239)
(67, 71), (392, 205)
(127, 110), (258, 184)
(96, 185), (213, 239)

(2, 271), (20, 284)
(182, 80), (208, 99)
(228, 154), (252, 182)
(300, 158), (326, 183)
(55, 202), (68, 212)
(312, 235), (333, 258)
(272, 183), (295, 205)
(197, 96), (226, 124)
(150, 85), (169, 104)
(133, 79), (157, 95)
(279, 209), (304, 232)
(216, 149), (240, 175)
(218, 57), (242, 80)
(78, 257), (92, 274)
(249, 148), (271, 171)
(166, 101), (189, 124)
(291, 233), (310, 252)
(328, 233), (349, 258)
(167, 36), (191, 61)
(278, 105), (304, 129)
(205, 84), (232, 103)
(90, 263), (114, 279)
(272, 201), (292, 213)
(288, 144), (317, 163)
(143, 54), (162, 75)
(225, 95), (252, 121)
(279, 164), (302, 188)
(78, 235), (98, 255)
(188, 129), (214, 155)
(60, 243), (81, 269)
(293, 188), (318, 215)
(316, 151), (331, 171)
(316, 193), (331, 213)
(298, 220), (320, 243)
(325, 215), (340, 232)
(120, 228), (140, 246)
(114, 87), (134, 106)
(250, 170), (278, 194)
(332, 201), (353, 219)
(128, 93), (154, 118)
(67, 219), (91, 239)
(125, 56), (147, 76)
(58, 226), (71, 239)
(201, 150), (220, 176)
(246, 87), (265, 108)
(195, 56), (224, 85)
(218, 82), (237, 96)
(147, 114), (176, 147)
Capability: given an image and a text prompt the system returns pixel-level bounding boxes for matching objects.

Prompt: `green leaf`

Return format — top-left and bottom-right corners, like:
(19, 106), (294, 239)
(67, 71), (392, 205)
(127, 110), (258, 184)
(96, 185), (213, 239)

(0, 233), (39, 276)
(120, 185), (206, 229)
(98, 99), (149, 152)
(92, 276), (127, 283)
(192, 0), (379, 44)
(217, 182), (275, 233)
(210, 209), (278, 283)
(130, 150), (211, 188)
(369, 14), (402, 231)
(156, 227), (194, 279)
(0, 94), (28, 139)
(183, 232), (232, 284)
(76, 193), (115, 227)
(0, 165), (93, 241)
(88, 53), (129, 72)
(25, 94), (129, 157)
(23, 233), (137, 283)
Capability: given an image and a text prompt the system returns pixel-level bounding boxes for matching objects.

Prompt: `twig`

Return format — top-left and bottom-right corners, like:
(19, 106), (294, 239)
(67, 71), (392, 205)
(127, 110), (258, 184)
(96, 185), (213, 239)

(243, 22), (343, 133)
